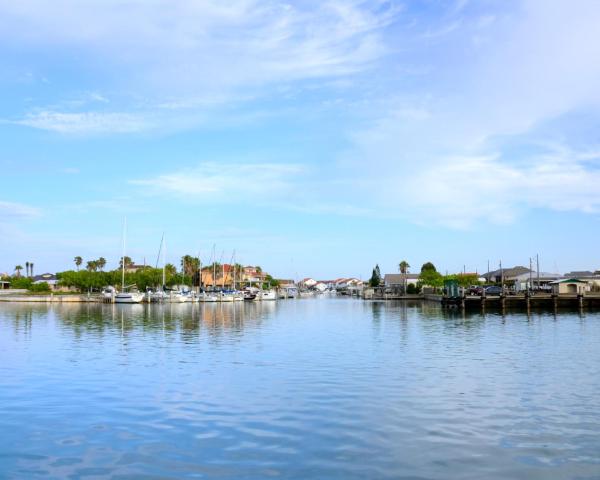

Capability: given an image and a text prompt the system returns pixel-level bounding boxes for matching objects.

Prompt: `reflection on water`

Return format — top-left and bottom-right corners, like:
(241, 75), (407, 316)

(1, 299), (600, 480)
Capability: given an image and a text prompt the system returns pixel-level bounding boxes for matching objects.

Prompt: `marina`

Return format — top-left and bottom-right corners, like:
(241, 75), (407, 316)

(2, 299), (600, 479)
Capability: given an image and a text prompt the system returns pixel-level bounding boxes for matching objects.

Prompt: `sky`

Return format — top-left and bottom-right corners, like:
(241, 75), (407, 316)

(1, 0), (600, 279)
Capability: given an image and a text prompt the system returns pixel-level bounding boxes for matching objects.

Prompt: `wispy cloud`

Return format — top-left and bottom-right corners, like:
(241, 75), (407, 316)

(15, 111), (152, 134)
(0, 200), (40, 219)
(336, 0), (600, 228)
(0, 0), (399, 92)
(132, 162), (306, 202)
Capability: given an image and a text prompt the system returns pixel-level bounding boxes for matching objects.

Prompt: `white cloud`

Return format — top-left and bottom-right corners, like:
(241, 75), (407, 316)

(15, 111), (152, 134)
(0, 0), (398, 92)
(132, 162), (306, 202)
(0, 201), (40, 219)
(337, 0), (600, 227)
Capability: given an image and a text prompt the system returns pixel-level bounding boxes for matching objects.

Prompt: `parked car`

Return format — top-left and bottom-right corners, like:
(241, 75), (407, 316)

(468, 285), (484, 295)
(484, 286), (503, 296)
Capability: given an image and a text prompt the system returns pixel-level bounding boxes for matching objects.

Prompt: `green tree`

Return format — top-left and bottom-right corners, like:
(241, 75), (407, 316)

(420, 262), (437, 273)
(419, 269), (444, 289)
(264, 274), (280, 288)
(97, 257), (107, 272)
(86, 260), (98, 272)
(119, 256), (133, 269)
(449, 273), (480, 288)
(369, 264), (382, 287)
(180, 255), (200, 278)
(10, 276), (32, 289)
(74, 256), (83, 271)
(30, 282), (51, 293)
(14, 265), (23, 277)
(399, 261), (410, 293)
(165, 263), (177, 277)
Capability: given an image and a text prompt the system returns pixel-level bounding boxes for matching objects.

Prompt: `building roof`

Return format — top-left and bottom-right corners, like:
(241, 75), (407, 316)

(384, 273), (420, 284)
(563, 271), (596, 277)
(32, 273), (57, 282)
(550, 278), (589, 284)
(484, 266), (532, 278)
(513, 272), (562, 281)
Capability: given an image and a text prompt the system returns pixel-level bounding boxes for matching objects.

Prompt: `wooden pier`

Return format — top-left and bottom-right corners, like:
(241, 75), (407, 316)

(427, 293), (600, 311)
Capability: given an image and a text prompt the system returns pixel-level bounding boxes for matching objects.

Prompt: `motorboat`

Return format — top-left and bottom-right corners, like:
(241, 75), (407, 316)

(261, 290), (277, 301)
(243, 291), (257, 301)
(102, 286), (115, 301)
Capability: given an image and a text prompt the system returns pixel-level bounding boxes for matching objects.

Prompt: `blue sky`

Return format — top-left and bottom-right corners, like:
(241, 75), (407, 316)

(1, 0), (599, 279)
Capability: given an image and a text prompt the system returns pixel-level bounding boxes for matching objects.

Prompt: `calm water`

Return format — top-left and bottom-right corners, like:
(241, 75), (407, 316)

(1, 299), (599, 479)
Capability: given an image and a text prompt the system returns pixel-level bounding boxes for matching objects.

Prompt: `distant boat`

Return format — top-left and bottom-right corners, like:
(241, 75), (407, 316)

(243, 291), (257, 301)
(165, 290), (187, 303)
(220, 291), (235, 302)
(261, 290), (277, 301)
(199, 292), (218, 302)
(115, 218), (144, 304)
(115, 290), (145, 304)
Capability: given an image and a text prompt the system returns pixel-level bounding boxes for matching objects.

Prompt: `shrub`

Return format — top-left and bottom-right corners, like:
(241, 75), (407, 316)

(29, 282), (51, 293)
(406, 283), (417, 294)
(10, 277), (32, 289)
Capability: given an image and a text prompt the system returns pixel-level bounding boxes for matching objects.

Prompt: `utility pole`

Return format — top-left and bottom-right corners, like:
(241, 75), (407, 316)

(529, 257), (533, 292)
(536, 254), (540, 291)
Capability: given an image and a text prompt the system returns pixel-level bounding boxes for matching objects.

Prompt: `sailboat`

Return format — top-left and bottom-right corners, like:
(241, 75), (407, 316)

(115, 218), (145, 304)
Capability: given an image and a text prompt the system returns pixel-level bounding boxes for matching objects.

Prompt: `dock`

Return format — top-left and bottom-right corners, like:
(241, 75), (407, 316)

(429, 293), (600, 311)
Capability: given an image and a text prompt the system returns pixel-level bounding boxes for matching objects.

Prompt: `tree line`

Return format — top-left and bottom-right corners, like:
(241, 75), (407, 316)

(369, 261), (480, 292)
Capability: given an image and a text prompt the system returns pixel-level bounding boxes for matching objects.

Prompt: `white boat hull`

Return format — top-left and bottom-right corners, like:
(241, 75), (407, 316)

(261, 290), (277, 301)
(115, 292), (145, 304)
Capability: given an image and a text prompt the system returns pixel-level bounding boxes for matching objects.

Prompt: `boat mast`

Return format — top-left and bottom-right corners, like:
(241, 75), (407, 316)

(212, 244), (216, 290)
(232, 250), (236, 290)
(220, 250), (225, 289)
(162, 234), (166, 290)
(121, 217), (126, 292)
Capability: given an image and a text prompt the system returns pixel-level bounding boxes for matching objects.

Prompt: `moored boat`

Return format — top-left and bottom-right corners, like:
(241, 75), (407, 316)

(115, 291), (145, 304)
(261, 290), (277, 301)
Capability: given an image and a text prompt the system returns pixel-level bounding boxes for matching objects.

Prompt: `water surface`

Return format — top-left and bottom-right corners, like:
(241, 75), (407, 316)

(1, 299), (599, 479)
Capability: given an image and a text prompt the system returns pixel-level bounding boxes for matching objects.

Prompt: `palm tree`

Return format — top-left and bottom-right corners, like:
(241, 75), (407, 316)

(119, 256), (133, 269)
(97, 257), (106, 272)
(30, 262), (34, 278)
(86, 260), (98, 272)
(25, 262), (30, 277)
(165, 263), (177, 277)
(180, 255), (199, 278)
(399, 260), (410, 294)
(14, 265), (23, 277)
(74, 256), (83, 271)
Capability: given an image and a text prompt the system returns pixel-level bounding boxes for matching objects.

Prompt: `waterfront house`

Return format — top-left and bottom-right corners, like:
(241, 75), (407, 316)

(299, 278), (317, 289)
(243, 266), (266, 283)
(483, 266), (532, 284)
(32, 273), (60, 290)
(513, 272), (562, 292)
(384, 273), (420, 287)
(0, 280), (10, 290)
(550, 278), (590, 294)
(124, 263), (149, 273)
